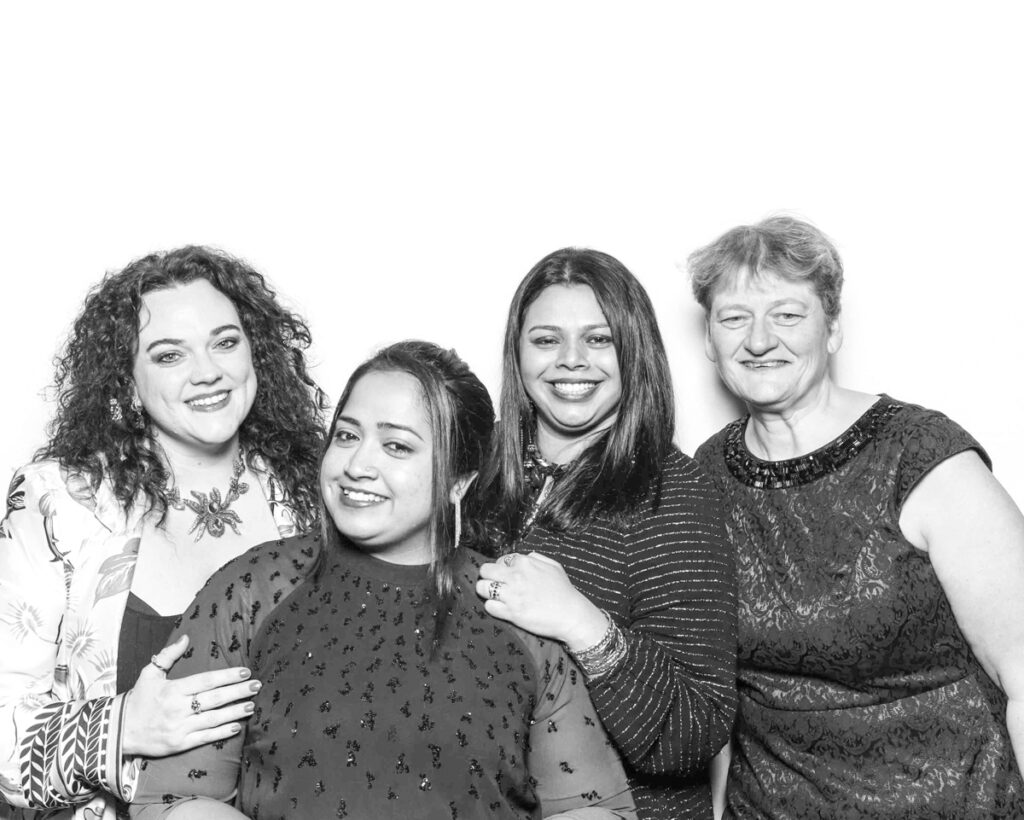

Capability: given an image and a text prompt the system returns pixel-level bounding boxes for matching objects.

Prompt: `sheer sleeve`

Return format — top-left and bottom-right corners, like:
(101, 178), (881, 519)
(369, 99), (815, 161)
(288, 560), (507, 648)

(129, 534), (319, 817)
(0, 464), (131, 810)
(584, 452), (737, 775)
(521, 633), (637, 820)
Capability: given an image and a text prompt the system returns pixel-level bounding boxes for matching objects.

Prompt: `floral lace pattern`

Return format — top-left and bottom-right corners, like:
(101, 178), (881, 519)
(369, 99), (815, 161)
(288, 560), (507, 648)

(697, 397), (1024, 819)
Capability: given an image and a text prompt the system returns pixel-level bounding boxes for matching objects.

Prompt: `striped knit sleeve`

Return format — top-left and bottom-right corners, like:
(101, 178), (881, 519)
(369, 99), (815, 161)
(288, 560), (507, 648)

(586, 451), (737, 776)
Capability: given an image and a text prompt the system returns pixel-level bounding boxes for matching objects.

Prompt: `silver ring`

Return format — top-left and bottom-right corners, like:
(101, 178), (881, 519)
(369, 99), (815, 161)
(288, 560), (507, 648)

(488, 580), (503, 601)
(150, 655), (171, 674)
(190, 695), (203, 715)
(502, 553), (517, 568)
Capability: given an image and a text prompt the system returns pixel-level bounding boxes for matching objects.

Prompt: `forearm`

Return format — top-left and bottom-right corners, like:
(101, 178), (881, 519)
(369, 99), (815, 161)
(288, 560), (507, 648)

(587, 628), (736, 775)
(132, 796), (248, 819)
(0, 693), (131, 810)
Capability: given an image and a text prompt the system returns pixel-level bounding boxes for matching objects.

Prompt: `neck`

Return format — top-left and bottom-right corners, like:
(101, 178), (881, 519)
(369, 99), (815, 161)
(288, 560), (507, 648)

(746, 383), (878, 460)
(535, 422), (612, 465)
(156, 435), (241, 482)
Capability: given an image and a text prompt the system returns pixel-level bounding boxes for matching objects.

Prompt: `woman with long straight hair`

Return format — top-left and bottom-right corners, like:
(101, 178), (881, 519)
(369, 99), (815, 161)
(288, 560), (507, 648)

(474, 248), (737, 819)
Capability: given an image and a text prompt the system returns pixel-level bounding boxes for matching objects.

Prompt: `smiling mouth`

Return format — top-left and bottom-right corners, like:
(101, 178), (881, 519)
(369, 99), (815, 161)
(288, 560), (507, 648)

(741, 361), (788, 370)
(186, 390), (231, 410)
(340, 488), (386, 505)
(550, 381), (599, 399)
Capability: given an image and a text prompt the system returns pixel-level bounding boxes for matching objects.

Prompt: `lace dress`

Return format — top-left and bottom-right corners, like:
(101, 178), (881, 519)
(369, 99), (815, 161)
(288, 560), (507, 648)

(696, 395), (1024, 819)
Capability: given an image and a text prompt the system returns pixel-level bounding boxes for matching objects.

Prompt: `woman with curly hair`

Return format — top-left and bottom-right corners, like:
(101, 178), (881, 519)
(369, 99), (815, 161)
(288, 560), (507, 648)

(0, 246), (327, 820)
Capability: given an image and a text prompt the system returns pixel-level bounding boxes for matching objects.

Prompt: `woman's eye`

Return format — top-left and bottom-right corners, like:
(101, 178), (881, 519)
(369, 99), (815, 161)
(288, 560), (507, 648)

(215, 336), (240, 350)
(586, 334), (613, 346)
(531, 336), (559, 348)
(155, 350), (182, 365)
(719, 315), (747, 328)
(775, 313), (804, 325)
(385, 441), (413, 456)
(333, 429), (357, 445)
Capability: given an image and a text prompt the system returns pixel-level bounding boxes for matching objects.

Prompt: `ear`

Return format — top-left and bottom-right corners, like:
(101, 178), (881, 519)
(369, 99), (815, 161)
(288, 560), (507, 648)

(826, 314), (843, 355)
(449, 471), (478, 504)
(704, 318), (718, 363)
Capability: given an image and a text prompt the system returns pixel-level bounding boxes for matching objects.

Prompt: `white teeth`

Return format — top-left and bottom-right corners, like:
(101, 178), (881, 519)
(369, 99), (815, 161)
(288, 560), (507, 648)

(552, 382), (597, 396)
(188, 391), (229, 407)
(342, 488), (385, 503)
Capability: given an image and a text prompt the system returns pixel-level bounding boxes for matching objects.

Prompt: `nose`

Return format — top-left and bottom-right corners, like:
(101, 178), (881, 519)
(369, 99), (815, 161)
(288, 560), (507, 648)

(556, 338), (587, 370)
(343, 439), (379, 480)
(744, 316), (779, 355)
(189, 350), (224, 385)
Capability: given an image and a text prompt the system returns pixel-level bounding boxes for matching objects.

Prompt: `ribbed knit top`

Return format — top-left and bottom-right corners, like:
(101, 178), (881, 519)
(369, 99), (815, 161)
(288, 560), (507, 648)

(512, 447), (737, 820)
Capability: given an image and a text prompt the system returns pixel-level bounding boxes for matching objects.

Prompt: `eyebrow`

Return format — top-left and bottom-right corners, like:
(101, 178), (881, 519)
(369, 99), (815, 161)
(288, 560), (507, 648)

(335, 415), (425, 442)
(143, 324), (242, 353)
(526, 323), (611, 333)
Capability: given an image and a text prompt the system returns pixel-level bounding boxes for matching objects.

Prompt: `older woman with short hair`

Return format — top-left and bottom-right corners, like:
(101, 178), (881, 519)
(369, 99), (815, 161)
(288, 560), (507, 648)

(690, 216), (1024, 818)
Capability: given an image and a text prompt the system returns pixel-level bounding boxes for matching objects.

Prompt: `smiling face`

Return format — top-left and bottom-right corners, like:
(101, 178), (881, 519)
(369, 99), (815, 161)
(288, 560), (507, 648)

(705, 269), (841, 416)
(518, 284), (622, 460)
(320, 370), (435, 565)
(132, 279), (257, 460)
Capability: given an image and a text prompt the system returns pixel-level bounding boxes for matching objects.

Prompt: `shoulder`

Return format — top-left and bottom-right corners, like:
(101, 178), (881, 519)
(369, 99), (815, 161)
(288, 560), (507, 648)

(694, 418), (745, 476)
(187, 531), (321, 614)
(2, 458), (109, 523)
(876, 396), (990, 506)
(648, 446), (726, 513)
(453, 548), (570, 676)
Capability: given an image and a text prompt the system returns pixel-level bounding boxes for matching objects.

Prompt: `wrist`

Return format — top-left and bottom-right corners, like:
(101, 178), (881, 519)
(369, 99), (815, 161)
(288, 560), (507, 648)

(561, 600), (609, 652)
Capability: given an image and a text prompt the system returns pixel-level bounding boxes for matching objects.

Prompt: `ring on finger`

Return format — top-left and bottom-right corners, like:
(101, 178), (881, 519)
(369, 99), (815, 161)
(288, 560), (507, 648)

(190, 695), (203, 715)
(502, 553), (517, 568)
(150, 655), (170, 674)
(488, 580), (503, 601)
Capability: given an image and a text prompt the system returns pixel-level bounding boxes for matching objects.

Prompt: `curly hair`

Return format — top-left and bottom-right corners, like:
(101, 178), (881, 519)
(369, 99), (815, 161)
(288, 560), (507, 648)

(38, 245), (328, 531)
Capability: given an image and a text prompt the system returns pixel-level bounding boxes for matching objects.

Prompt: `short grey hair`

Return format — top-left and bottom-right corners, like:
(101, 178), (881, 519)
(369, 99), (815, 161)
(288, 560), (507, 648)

(688, 215), (844, 322)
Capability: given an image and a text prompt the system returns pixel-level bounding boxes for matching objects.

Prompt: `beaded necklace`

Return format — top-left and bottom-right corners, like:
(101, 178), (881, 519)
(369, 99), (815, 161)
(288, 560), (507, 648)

(166, 453), (250, 540)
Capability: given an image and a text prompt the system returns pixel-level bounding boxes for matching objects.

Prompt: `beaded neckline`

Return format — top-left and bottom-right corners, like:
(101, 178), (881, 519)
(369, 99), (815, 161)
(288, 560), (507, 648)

(723, 395), (904, 489)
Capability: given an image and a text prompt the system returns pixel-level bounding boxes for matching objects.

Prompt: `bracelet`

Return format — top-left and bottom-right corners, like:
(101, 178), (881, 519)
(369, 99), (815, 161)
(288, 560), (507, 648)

(568, 610), (629, 680)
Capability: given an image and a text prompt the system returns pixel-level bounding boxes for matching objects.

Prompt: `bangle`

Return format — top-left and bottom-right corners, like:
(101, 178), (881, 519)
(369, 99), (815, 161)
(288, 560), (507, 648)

(568, 610), (628, 680)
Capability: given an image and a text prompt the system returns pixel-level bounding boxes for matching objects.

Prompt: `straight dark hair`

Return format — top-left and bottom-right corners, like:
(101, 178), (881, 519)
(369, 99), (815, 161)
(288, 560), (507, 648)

(318, 341), (494, 650)
(476, 247), (674, 548)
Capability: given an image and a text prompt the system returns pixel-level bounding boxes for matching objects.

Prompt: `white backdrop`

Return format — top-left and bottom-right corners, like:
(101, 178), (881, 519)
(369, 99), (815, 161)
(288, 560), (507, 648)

(2, 3), (1021, 507)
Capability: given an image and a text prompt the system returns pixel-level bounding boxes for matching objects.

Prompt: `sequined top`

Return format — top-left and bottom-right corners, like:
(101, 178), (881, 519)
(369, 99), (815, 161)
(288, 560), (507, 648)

(696, 395), (1024, 819)
(514, 448), (737, 820)
(130, 533), (636, 820)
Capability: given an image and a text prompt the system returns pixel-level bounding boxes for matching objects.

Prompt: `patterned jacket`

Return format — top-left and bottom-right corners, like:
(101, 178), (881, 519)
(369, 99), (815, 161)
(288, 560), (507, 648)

(0, 457), (298, 820)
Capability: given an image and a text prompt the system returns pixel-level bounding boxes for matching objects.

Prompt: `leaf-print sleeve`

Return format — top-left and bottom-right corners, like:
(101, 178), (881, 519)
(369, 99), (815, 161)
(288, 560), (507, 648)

(0, 465), (131, 810)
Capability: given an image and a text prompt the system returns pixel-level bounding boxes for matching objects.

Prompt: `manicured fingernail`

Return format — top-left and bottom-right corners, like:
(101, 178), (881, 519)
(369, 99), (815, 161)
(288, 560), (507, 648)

(239, 669), (251, 679)
(249, 681), (262, 692)
(244, 703), (255, 713)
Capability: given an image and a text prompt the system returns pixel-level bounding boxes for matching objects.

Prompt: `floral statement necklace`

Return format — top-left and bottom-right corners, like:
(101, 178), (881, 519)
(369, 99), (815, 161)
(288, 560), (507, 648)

(167, 454), (249, 540)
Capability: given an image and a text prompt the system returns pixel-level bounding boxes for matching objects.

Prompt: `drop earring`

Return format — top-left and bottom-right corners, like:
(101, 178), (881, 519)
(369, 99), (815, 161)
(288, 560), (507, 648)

(453, 499), (462, 549)
(108, 397), (123, 423)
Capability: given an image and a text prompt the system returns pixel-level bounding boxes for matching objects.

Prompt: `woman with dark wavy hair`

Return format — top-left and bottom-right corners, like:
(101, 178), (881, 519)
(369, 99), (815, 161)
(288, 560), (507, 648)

(0, 246), (326, 820)
(473, 248), (737, 819)
(129, 341), (636, 819)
